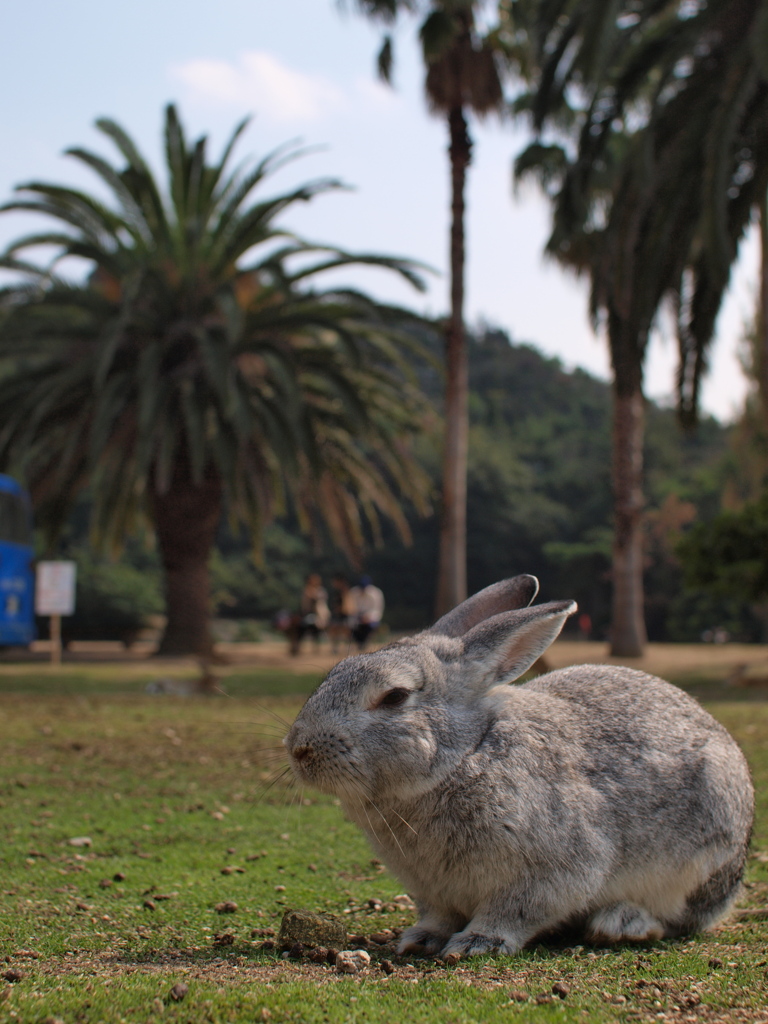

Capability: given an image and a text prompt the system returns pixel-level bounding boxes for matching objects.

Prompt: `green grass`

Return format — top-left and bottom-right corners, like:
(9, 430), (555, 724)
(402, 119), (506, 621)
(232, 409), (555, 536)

(0, 664), (325, 697)
(0, 666), (766, 1022)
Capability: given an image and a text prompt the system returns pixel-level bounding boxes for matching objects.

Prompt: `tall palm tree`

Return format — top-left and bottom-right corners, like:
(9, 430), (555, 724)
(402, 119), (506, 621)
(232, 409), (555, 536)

(351, 0), (507, 615)
(756, 191), (768, 421)
(0, 105), (431, 655)
(513, 0), (768, 655)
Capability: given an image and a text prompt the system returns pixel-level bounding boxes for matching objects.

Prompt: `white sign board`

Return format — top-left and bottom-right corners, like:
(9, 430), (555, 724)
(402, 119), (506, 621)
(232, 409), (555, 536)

(35, 561), (77, 616)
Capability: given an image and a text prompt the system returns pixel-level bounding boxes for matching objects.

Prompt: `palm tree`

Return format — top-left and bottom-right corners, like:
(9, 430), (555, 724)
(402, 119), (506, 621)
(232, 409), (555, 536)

(513, 0), (768, 655)
(0, 105), (431, 655)
(756, 191), (768, 421)
(351, 0), (507, 616)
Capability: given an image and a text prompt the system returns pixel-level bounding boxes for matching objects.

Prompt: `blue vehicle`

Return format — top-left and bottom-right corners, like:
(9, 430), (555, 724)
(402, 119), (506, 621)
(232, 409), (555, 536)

(0, 475), (35, 647)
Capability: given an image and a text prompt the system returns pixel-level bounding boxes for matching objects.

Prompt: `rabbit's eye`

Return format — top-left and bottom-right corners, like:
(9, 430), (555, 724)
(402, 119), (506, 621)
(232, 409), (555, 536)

(377, 687), (410, 708)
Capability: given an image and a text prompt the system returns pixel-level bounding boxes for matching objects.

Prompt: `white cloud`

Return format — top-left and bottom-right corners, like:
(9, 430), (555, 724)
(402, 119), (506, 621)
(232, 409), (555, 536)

(353, 75), (402, 111)
(170, 51), (345, 123)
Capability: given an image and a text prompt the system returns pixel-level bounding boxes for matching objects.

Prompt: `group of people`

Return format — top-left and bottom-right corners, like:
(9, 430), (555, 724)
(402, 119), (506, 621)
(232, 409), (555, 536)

(280, 573), (385, 656)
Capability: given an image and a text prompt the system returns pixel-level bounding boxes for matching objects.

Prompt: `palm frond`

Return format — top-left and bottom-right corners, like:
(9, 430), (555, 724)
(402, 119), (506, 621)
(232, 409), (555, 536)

(0, 105), (432, 565)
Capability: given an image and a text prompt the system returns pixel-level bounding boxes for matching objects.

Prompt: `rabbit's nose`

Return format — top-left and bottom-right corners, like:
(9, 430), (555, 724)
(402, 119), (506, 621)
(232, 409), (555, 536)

(292, 744), (313, 763)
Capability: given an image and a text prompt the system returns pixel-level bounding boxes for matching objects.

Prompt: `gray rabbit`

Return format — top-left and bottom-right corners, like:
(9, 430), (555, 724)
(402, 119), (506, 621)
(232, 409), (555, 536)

(285, 575), (754, 958)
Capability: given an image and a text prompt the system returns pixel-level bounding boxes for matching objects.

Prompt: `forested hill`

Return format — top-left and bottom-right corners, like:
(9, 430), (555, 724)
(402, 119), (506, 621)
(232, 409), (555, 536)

(63, 328), (738, 643)
(360, 327), (729, 639)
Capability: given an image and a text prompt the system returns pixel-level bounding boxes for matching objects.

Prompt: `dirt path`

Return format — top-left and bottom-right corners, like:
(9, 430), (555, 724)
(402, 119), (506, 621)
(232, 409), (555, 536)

(3, 636), (768, 686)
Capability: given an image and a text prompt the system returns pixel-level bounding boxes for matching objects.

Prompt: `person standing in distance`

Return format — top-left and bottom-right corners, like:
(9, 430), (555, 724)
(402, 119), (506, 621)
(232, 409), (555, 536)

(349, 575), (384, 650)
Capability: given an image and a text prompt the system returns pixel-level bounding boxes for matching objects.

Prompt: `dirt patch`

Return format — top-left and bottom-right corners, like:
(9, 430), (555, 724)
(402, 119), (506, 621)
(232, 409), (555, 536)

(14, 944), (768, 1022)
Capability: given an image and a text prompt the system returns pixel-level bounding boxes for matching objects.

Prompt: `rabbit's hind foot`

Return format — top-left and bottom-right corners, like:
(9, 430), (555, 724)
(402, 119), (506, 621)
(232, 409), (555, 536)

(586, 903), (664, 944)
(397, 924), (452, 956)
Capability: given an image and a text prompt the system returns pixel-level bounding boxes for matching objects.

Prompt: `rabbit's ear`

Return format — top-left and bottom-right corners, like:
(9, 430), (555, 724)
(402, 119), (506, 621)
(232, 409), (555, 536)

(427, 575), (539, 638)
(460, 600), (577, 689)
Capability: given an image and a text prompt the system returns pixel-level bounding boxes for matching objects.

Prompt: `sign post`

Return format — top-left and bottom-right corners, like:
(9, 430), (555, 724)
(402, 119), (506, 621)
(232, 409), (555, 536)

(35, 562), (77, 666)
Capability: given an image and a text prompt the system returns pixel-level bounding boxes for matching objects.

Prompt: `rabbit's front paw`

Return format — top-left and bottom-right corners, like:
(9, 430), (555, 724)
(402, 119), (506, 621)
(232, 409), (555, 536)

(397, 924), (451, 956)
(440, 930), (520, 959)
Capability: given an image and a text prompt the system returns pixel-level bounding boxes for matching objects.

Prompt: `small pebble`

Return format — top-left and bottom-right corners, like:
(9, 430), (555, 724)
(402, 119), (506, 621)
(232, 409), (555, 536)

(336, 950), (370, 974)
(169, 982), (188, 1002)
(552, 981), (570, 999)
(288, 943), (304, 959)
(143, 899), (156, 911)
(380, 959), (395, 975)
(392, 894), (416, 909)
(113, 872), (126, 882)
(508, 990), (529, 1003)
(708, 957), (723, 969)
(2, 970), (23, 984)
(215, 901), (238, 914)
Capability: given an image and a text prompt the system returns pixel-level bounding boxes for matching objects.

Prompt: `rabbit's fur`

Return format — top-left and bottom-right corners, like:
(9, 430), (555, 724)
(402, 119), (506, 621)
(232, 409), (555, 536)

(285, 576), (754, 958)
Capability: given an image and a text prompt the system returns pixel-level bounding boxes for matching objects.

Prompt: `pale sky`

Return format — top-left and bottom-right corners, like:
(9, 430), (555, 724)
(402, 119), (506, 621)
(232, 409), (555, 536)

(0, 0), (758, 421)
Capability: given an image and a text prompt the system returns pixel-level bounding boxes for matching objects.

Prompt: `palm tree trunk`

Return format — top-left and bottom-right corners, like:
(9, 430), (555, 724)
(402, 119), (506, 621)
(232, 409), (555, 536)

(758, 190), (768, 424)
(610, 382), (647, 657)
(151, 464), (223, 656)
(435, 104), (471, 618)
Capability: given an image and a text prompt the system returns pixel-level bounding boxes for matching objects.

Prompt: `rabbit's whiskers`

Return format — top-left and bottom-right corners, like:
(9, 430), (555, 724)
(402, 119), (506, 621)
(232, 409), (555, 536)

(252, 752), (290, 770)
(218, 696), (294, 732)
(335, 763), (369, 804)
(367, 796), (409, 858)
(360, 798), (384, 850)
(254, 764), (294, 803)
(388, 805), (418, 837)
(335, 769), (398, 855)
(248, 703), (294, 731)
(335, 762), (412, 857)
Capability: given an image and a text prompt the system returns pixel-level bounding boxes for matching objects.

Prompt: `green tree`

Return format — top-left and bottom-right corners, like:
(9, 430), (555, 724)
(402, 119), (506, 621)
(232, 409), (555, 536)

(677, 493), (768, 628)
(0, 105), (430, 655)
(350, 0), (509, 615)
(512, 0), (768, 655)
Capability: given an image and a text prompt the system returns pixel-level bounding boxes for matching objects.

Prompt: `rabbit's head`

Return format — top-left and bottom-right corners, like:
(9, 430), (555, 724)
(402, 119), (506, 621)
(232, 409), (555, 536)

(285, 576), (576, 803)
